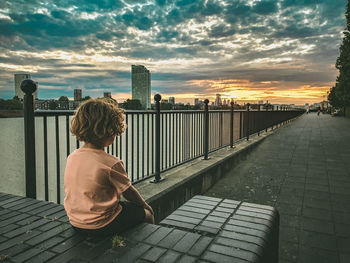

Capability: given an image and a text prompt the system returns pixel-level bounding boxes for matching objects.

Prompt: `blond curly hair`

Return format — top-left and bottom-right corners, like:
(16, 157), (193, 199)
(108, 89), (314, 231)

(71, 98), (125, 147)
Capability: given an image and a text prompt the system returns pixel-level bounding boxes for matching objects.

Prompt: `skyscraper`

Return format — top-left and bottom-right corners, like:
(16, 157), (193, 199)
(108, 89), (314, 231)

(215, 94), (222, 106)
(74, 89), (82, 101)
(169, 97), (175, 105)
(132, 65), (151, 109)
(104, 92), (111, 98)
(14, 73), (38, 99)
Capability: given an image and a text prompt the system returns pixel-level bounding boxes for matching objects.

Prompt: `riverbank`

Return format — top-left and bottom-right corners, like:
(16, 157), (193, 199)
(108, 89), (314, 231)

(0, 110), (23, 118)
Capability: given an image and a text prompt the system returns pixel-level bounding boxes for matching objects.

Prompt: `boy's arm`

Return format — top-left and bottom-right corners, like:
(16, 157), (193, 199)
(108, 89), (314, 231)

(122, 185), (154, 215)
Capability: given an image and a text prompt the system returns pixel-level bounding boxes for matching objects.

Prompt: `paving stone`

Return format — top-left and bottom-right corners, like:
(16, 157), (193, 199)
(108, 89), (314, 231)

(298, 246), (338, 263)
(279, 241), (298, 263)
(50, 234), (85, 253)
(209, 211), (231, 218)
(173, 232), (201, 253)
(11, 247), (43, 263)
(141, 246), (167, 262)
(0, 210), (20, 221)
(336, 236), (350, 253)
(202, 251), (247, 263)
(0, 230), (41, 252)
(124, 223), (160, 242)
(157, 229), (187, 249)
(37, 236), (65, 250)
(25, 224), (71, 246)
(16, 215), (41, 225)
(160, 219), (196, 230)
(0, 223), (18, 235)
(194, 225), (220, 235)
(177, 255), (197, 263)
(158, 250), (181, 263)
(213, 207), (234, 214)
(188, 198), (219, 207)
(215, 236), (262, 256)
(144, 226), (173, 245)
(173, 209), (207, 220)
(177, 205), (211, 215)
(28, 251), (56, 263)
(0, 213), (31, 227)
(301, 217), (334, 235)
(200, 220), (223, 229)
(193, 195), (222, 202)
(227, 219), (269, 232)
(4, 218), (51, 238)
(205, 215), (226, 223)
(302, 207), (332, 221)
(188, 236), (212, 257)
(5, 199), (39, 211)
(279, 226), (299, 243)
(209, 243), (258, 262)
(0, 243), (31, 258)
(223, 224), (267, 242)
(165, 214), (202, 225)
(300, 230), (337, 251)
(231, 214), (271, 228)
(118, 243), (151, 263)
(219, 230), (265, 247)
(0, 196), (23, 207)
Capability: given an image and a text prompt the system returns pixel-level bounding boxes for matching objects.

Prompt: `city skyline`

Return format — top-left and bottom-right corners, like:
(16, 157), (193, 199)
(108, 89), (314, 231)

(0, 0), (347, 104)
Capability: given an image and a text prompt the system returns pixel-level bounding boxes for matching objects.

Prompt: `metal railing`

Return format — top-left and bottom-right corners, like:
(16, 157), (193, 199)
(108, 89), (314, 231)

(20, 80), (304, 203)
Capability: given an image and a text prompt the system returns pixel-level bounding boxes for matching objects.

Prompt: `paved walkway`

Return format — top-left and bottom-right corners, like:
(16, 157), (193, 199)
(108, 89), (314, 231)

(206, 113), (350, 263)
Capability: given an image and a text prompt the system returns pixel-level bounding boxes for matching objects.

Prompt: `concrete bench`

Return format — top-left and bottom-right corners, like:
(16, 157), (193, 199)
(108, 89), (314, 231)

(160, 195), (279, 263)
(0, 193), (279, 262)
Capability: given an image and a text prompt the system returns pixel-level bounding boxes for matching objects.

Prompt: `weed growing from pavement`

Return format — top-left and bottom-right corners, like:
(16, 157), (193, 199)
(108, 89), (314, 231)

(111, 235), (125, 248)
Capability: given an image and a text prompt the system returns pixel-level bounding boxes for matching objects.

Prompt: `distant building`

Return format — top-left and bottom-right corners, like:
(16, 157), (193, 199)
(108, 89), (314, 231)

(74, 89), (82, 101)
(169, 97), (175, 105)
(258, 101), (264, 105)
(215, 94), (222, 106)
(104, 92), (111, 98)
(194, 98), (199, 105)
(132, 65), (151, 109)
(14, 73), (38, 99)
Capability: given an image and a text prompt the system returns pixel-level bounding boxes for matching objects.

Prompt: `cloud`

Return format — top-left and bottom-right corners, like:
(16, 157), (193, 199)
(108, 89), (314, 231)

(0, 0), (347, 104)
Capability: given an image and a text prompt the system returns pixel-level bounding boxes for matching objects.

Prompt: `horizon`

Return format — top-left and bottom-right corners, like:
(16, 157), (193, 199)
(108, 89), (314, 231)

(0, 0), (347, 105)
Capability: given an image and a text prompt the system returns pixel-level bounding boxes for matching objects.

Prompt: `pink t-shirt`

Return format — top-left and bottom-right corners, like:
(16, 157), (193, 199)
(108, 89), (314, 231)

(64, 147), (131, 229)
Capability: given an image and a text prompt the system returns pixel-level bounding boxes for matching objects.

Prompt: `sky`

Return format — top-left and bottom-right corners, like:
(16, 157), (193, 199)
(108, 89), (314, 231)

(0, 0), (347, 105)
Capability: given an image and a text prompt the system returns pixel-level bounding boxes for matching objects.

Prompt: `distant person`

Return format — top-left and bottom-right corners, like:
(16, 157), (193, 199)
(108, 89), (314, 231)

(64, 98), (154, 236)
(317, 107), (320, 116)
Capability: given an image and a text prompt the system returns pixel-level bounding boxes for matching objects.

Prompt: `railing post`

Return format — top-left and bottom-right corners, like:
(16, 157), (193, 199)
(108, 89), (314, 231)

(265, 103), (268, 133)
(230, 101), (234, 148)
(203, 99), (210, 160)
(258, 104), (261, 136)
(246, 103), (250, 141)
(150, 94), (164, 183)
(21, 79), (37, 199)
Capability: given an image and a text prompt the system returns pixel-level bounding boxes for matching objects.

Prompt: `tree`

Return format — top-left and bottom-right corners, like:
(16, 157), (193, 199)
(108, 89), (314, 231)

(330, 1), (350, 108)
(49, 100), (58, 110)
(82, 96), (91, 101)
(121, 99), (142, 110)
(58, 96), (69, 101)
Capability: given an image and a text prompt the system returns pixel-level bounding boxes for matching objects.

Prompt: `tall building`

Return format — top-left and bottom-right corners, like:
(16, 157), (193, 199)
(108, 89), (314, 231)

(215, 94), (222, 106)
(14, 73), (38, 99)
(169, 97), (175, 105)
(194, 98), (199, 105)
(74, 89), (82, 101)
(132, 65), (151, 109)
(104, 92), (111, 98)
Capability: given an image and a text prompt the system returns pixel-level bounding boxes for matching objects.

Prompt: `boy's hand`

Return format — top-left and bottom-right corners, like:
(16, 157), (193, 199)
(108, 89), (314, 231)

(143, 203), (154, 215)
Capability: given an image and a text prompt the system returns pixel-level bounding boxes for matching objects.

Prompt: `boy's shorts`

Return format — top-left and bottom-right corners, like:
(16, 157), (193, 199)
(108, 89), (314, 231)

(72, 201), (145, 236)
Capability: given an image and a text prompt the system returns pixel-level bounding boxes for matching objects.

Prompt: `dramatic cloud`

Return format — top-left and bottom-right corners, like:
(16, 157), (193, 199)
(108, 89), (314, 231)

(0, 0), (347, 104)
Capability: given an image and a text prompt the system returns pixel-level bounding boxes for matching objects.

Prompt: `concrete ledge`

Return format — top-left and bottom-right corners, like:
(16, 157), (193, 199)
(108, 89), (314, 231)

(135, 129), (275, 223)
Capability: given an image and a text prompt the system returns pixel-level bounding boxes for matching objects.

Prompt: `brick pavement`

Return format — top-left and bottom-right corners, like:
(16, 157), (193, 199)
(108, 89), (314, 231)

(205, 113), (350, 263)
(0, 194), (279, 262)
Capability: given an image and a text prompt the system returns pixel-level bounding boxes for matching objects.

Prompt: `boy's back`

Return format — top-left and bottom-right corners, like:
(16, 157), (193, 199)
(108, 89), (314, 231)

(64, 147), (131, 229)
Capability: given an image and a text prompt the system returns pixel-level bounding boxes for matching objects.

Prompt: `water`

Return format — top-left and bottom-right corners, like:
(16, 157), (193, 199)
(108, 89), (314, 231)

(0, 112), (242, 203)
